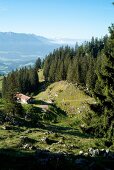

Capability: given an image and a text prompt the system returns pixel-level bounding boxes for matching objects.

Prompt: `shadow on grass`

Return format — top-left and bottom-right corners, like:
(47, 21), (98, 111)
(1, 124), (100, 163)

(34, 100), (50, 105)
(3, 102), (67, 129)
(41, 123), (93, 139)
(37, 81), (51, 93)
(0, 148), (114, 170)
(0, 148), (74, 170)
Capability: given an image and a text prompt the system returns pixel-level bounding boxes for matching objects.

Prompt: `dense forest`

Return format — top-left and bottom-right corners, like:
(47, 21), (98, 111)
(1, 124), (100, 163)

(43, 36), (108, 92)
(43, 25), (114, 138)
(1, 25), (114, 139)
(2, 66), (39, 99)
(0, 1), (114, 169)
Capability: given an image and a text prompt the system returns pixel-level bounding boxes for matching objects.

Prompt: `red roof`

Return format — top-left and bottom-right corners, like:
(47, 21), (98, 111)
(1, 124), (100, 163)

(16, 93), (31, 101)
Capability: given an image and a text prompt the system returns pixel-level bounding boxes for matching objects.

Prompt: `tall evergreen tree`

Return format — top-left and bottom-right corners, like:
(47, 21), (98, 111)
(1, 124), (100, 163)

(35, 57), (42, 71)
(93, 25), (114, 137)
(83, 25), (114, 140)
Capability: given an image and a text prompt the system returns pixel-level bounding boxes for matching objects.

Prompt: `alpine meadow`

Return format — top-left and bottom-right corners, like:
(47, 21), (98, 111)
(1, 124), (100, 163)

(0, 1), (114, 170)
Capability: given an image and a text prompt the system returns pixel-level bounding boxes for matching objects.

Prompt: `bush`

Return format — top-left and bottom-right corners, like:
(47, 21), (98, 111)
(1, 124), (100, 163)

(23, 104), (41, 124)
(80, 111), (110, 138)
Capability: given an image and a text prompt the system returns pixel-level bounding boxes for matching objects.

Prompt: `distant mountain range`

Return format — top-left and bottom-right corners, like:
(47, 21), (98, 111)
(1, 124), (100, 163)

(0, 32), (86, 74)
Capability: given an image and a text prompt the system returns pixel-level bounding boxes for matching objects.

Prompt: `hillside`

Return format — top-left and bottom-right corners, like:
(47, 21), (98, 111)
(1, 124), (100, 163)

(0, 77), (114, 169)
(0, 32), (60, 74)
(0, 32), (86, 75)
(35, 81), (94, 115)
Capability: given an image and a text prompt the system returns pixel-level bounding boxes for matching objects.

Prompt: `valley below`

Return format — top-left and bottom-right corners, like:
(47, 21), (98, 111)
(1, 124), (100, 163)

(0, 52), (40, 74)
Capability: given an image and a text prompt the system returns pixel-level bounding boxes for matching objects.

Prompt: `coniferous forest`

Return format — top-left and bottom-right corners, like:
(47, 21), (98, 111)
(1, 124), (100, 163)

(0, 2), (114, 169)
(1, 24), (114, 139)
(43, 25), (114, 138)
(2, 66), (39, 99)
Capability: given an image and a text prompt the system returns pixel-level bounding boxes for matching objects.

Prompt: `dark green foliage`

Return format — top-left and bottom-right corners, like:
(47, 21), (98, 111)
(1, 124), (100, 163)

(43, 104), (66, 122)
(43, 25), (114, 138)
(4, 100), (23, 117)
(81, 25), (114, 138)
(2, 66), (39, 122)
(43, 46), (75, 82)
(43, 38), (104, 91)
(93, 25), (114, 138)
(35, 57), (42, 70)
(2, 66), (39, 99)
(23, 104), (42, 124)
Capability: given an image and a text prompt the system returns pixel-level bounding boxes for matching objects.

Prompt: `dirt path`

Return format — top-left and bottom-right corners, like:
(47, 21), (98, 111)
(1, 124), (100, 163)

(37, 105), (49, 110)
(58, 98), (93, 102)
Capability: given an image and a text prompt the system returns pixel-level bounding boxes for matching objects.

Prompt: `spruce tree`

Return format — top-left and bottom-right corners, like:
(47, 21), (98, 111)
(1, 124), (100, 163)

(93, 25), (114, 137)
(35, 57), (42, 71)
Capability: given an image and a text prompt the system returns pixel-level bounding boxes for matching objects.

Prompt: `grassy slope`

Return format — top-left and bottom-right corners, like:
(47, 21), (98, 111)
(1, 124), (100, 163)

(0, 70), (114, 169)
(34, 80), (114, 153)
(0, 76), (3, 92)
(0, 78), (105, 151)
(0, 79), (113, 156)
(35, 80), (94, 115)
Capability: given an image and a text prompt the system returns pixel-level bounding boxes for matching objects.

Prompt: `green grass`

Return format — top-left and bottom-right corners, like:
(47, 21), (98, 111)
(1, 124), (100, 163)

(38, 69), (44, 82)
(0, 76), (114, 168)
(35, 81), (94, 115)
(0, 124), (109, 155)
(0, 80), (113, 154)
(33, 80), (114, 153)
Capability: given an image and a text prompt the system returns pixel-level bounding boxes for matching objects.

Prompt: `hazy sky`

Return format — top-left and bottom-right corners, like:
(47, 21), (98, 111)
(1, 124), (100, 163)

(0, 0), (113, 39)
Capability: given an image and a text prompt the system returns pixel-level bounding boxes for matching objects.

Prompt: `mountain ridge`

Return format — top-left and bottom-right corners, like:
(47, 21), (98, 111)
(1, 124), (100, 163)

(0, 32), (86, 74)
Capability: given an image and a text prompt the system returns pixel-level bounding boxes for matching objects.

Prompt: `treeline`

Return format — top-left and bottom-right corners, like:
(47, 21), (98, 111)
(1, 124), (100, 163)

(43, 24), (114, 138)
(43, 36), (108, 93)
(2, 67), (39, 99)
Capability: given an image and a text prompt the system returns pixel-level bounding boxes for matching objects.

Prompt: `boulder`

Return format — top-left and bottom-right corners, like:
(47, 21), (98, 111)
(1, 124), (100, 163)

(41, 137), (58, 145)
(79, 151), (83, 155)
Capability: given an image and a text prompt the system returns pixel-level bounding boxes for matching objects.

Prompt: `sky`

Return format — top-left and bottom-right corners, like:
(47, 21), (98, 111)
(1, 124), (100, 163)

(0, 0), (113, 39)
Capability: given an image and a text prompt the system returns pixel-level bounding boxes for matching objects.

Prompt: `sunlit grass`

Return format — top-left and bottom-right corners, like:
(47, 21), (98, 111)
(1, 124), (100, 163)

(0, 76), (3, 92)
(0, 77), (113, 158)
(35, 80), (94, 114)
(38, 69), (44, 82)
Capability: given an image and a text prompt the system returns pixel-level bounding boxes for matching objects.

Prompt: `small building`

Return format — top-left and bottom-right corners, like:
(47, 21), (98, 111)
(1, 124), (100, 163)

(15, 92), (33, 104)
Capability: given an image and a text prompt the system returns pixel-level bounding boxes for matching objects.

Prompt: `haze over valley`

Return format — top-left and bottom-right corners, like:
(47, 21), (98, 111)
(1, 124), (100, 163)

(0, 1), (114, 169)
(0, 32), (58, 74)
(0, 32), (86, 74)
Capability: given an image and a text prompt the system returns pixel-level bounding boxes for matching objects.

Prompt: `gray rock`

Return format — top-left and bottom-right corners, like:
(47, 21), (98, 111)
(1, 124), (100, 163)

(99, 149), (106, 156)
(88, 148), (100, 157)
(29, 145), (36, 150)
(41, 137), (58, 145)
(88, 148), (93, 154)
(57, 139), (63, 144)
(2, 126), (7, 130)
(79, 150), (83, 155)
(84, 152), (89, 156)
(44, 131), (54, 135)
(41, 137), (47, 142)
(2, 125), (13, 130)
(25, 129), (32, 134)
(23, 143), (30, 149)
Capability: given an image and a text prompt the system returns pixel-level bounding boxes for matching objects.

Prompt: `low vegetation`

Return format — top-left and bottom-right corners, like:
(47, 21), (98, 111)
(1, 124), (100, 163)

(0, 76), (114, 169)
(0, 20), (114, 170)
(43, 25), (114, 139)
